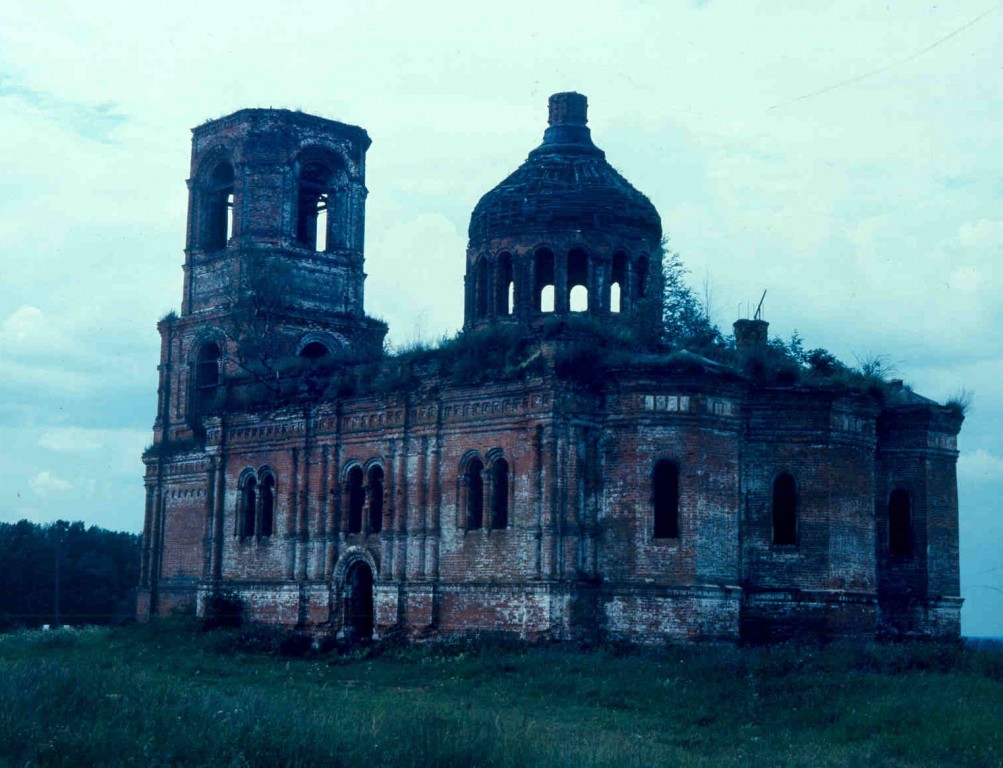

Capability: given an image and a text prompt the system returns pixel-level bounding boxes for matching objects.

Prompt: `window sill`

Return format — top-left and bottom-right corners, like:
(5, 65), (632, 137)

(770, 544), (799, 555)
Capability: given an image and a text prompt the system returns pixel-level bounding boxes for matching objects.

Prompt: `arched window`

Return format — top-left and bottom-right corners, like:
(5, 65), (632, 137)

(203, 161), (234, 251)
(260, 473), (275, 537)
(772, 473), (797, 546)
(299, 341), (330, 361)
(467, 458), (484, 530)
(491, 458), (509, 529)
(652, 460), (679, 539)
(495, 252), (514, 316)
(475, 257), (489, 320)
(611, 251), (627, 313)
(368, 465), (384, 533)
(346, 466), (364, 534)
(194, 342), (221, 412)
(568, 248), (589, 312)
(534, 248), (555, 312)
(242, 476), (257, 538)
(888, 488), (912, 557)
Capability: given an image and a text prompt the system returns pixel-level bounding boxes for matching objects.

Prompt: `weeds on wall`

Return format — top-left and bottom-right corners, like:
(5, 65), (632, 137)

(945, 387), (973, 417)
(200, 243), (951, 417)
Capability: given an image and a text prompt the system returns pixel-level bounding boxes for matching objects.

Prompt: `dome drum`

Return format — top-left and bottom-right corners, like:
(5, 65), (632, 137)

(464, 93), (662, 330)
(464, 242), (656, 328)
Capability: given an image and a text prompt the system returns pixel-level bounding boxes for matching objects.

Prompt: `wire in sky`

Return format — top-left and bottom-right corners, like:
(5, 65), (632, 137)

(770, 2), (1002, 110)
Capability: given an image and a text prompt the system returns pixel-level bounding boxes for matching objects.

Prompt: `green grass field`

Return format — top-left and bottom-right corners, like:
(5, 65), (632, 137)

(1, 624), (1001, 767)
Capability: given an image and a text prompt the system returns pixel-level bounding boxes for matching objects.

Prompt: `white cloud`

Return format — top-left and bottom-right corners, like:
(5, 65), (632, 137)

(38, 428), (104, 453)
(366, 213), (467, 345)
(959, 219), (1003, 249)
(959, 450), (1003, 483)
(0, 305), (46, 345)
(36, 427), (148, 473)
(28, 471), (72, 496)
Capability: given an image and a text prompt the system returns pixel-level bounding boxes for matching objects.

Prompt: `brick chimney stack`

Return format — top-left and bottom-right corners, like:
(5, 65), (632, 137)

(539, 92), (597, 150)
(548, 92), (588, 126)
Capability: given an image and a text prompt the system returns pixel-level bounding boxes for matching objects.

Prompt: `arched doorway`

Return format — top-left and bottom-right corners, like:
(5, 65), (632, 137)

(343, 561), (374, 641)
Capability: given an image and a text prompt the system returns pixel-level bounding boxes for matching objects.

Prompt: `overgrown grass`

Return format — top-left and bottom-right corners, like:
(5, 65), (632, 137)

(1, 625), (1002, 767)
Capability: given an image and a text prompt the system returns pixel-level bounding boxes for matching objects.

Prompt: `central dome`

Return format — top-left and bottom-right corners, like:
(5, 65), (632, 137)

(468, 92), (662, 248)
(463, 93), (663, 331)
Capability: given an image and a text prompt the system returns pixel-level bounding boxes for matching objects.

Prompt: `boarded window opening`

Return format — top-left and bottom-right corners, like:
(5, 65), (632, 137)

(467, 458), (484, 530)
(347, 466), (364, 534)
(368, 466), (384, 533)
(653, 460), (680, 539)
(888, 488), (912, 556)
(772, 473), (797, 545)
(534, 248), (555, 312)
(491, 458), (509, 529)
(260, 474), (275, 537)
(242, 477), (257, 538)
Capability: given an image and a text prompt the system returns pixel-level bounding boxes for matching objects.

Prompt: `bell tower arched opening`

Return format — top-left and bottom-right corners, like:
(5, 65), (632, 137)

(297, 160), (335, 252)
(203, 161), (234, 252)
(534, 249), (555, 313)
(568, 248), (589, 312)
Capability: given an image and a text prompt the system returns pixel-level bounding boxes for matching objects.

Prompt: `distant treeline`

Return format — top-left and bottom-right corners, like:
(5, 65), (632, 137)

(0, 520), (140, 630)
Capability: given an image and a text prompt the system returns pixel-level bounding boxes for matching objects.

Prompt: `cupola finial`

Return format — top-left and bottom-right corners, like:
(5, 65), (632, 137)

(548, 92), (588, 127)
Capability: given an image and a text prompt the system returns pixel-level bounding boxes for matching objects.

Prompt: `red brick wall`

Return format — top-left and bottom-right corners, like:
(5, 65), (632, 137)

(142, 369), (962, 642)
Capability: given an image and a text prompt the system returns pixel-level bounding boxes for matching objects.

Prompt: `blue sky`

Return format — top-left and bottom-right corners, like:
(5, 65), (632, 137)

(1, 1), (1000, 635)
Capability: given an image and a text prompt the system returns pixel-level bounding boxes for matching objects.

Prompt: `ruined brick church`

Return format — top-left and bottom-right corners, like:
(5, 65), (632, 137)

(137, 93), (964, 642)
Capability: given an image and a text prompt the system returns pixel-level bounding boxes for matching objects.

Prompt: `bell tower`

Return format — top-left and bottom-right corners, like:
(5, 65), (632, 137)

(154, 109), (387, 444)
(182, 109), (382, 326)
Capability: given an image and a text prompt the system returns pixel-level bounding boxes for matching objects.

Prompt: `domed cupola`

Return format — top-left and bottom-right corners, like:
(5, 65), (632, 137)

(464, 92), (663, 330)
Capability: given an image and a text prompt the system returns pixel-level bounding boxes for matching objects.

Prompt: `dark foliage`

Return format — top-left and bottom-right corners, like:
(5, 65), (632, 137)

(279, 632), (316, 657)
(204, 245), (917, 416)
(662, 246), (724, 352)
(201, 589), (244, 631)
(0, 520), (140, 629)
